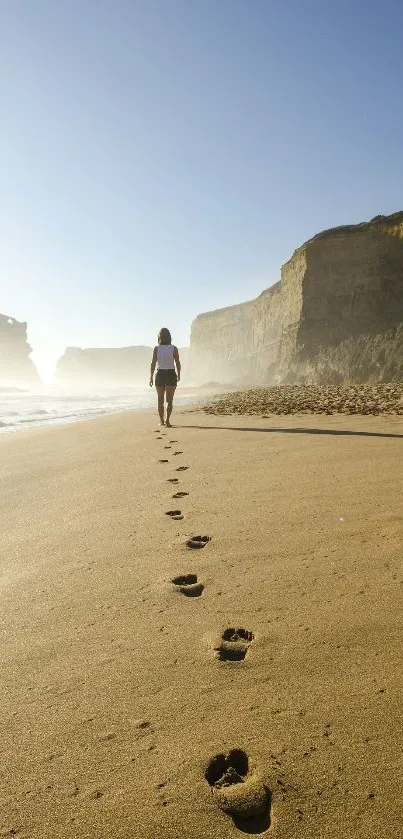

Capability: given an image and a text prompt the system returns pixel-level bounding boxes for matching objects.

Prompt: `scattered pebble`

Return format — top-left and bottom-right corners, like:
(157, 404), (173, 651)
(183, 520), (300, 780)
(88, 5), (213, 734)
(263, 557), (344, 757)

(203, 383), (403, 416)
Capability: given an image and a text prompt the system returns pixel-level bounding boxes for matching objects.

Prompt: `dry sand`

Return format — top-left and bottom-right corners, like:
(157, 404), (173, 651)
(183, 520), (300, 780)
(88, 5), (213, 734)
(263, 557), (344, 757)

(0, 407), (402, 838)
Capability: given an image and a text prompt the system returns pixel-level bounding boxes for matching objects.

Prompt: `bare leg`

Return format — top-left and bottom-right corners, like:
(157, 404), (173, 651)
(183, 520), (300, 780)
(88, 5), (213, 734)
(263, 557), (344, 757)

(156, 386), (165, 424)
(165, 385), (176, 427)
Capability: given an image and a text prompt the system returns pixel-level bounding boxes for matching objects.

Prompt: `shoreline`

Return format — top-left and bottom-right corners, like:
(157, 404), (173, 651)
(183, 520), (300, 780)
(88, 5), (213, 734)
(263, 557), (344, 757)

(0, 386), (220, 436)
(3, 380), (403, 436)
(1, 410), (402, 837)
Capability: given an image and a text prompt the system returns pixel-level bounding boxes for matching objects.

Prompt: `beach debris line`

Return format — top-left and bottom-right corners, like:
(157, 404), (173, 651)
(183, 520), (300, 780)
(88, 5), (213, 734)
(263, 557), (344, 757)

(203, 382), (403, 416)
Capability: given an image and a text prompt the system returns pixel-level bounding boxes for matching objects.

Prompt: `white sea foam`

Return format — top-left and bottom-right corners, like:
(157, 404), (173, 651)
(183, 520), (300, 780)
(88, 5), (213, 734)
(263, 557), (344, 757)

(0, 384), (198, 433)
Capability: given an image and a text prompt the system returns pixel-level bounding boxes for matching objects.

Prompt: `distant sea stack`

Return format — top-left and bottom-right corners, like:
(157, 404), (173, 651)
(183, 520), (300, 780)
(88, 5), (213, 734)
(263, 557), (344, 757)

(0, 313), (40, 382)
(55, 346), (189, 384)
(189, 212), (403, 385)
(55, 346), (152, 384)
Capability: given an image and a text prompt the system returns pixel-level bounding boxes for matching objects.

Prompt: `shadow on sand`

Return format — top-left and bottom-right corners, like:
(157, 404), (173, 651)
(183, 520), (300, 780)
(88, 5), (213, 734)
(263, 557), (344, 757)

(178, 424), (403, 440)
(232, 791), (272, 834)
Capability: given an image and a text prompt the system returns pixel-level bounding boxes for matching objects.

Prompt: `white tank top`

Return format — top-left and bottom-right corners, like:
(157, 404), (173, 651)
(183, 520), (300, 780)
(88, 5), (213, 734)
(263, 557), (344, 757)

(157, 344), (176, 370)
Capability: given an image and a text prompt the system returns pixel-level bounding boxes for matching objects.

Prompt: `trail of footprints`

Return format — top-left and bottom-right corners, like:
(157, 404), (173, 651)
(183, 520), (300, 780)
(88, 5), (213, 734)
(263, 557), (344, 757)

(205, 749), (271, 828)
(166, 509), (184, 521)
(153, 426), (272, 830)
(172, 573), (204, 597)
(216, 627), (254, 661)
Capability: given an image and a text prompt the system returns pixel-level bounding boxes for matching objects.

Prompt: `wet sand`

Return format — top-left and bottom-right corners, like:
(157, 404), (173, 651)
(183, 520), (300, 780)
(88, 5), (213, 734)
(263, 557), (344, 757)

(1, 409), (402, 838)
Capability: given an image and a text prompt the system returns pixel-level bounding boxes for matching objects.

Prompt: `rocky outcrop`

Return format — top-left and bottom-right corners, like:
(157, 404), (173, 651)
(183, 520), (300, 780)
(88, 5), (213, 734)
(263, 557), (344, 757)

(55, 346), (189, 384)
(0, 314), (40, 382)
(189, 212), (403, 384)
(204, 382), (403, 416)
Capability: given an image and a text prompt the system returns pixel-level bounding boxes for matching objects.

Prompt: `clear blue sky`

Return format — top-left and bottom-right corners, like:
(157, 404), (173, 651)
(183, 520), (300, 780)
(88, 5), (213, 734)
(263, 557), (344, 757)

(1, 0), (402, 378)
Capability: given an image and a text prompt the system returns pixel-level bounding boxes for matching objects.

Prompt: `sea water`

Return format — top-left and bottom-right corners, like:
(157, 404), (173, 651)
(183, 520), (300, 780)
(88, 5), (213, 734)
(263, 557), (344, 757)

(0, 383), (199, 434)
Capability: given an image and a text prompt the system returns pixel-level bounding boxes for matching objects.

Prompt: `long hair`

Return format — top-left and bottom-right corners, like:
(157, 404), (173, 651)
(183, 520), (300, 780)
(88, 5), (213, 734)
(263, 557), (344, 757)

(158, 328), (172, 345)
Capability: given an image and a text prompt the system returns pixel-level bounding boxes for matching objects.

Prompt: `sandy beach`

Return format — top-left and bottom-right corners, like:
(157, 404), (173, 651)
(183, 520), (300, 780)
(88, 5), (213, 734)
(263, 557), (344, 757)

(1, 407), (402, 838)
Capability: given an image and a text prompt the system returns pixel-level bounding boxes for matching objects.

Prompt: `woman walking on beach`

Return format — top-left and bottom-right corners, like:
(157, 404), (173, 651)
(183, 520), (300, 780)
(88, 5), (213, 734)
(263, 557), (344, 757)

(150, 328), (181, 427)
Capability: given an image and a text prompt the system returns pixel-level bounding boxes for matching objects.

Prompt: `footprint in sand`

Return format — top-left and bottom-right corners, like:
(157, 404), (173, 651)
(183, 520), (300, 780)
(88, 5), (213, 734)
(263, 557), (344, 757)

(186, 535), (211, 549)
(173, 491), (189, 498)
(205, 749), (271, 827)
(167, 478), (179, 484)
(164, 445), (172, 449)
(173, 451), (183, 456)
(215, 628), (254, 661)
(169, 440), (178, 443)
(166, 510), (184, 521)
(158, 459), (169, 464)
(172, 574), (204, 597)
(176, 466), (189, 472)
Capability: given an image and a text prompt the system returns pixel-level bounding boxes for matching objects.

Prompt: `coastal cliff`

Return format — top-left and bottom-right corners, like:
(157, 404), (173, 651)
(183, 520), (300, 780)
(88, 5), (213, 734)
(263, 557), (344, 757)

(188, 301), (254, 383)
(189, 212), (403, 384)
(55, 346), (152, 384)
(0, 313), (40, 382)
(55, 346), (189, 384)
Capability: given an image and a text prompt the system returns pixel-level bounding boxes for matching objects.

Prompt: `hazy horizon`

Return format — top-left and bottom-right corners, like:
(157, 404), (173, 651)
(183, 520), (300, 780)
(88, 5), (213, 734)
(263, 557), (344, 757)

(2, 0), (403, 381)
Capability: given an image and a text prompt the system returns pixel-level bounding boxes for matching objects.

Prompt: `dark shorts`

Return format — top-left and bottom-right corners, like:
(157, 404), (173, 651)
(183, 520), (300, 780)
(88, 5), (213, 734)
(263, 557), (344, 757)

(155, 368), (177, 387)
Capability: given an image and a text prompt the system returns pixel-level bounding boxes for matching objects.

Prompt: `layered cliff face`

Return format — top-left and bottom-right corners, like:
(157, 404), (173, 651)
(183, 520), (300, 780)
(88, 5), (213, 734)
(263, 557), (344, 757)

(0, 314), (40, 382)
(289, 212), (403, 382)
(189, 301), (254, 383)
(189, 212), (403, 385)
(55, 346), (189, 384)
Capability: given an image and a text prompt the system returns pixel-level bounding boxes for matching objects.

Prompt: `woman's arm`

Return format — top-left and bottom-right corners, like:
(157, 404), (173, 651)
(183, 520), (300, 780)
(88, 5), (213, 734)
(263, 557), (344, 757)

(150, 347), (157, 386)
(173, 347), (181, 382)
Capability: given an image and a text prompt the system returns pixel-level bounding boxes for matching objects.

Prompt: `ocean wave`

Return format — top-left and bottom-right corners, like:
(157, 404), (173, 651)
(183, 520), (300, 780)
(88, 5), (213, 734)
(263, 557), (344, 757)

(0, 387), (197, 434)
(18, 415), (54, 424)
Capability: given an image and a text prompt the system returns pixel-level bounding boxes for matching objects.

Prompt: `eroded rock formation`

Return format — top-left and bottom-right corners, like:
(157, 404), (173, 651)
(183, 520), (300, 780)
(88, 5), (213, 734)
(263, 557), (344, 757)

(0, 314), (40, 382)
(55, 346), (152, 384)
(55, 346), (189, 384)
(189, 212), (403, 384)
